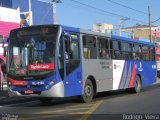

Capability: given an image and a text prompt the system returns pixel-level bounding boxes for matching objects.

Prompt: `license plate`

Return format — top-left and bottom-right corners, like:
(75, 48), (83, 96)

(24, 90), (34, 94)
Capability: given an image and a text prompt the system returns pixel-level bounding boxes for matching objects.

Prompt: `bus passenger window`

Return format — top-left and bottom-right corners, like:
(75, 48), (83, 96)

(150, 47), (155, 61)
(83, 35), (97, 59)
(98, 37), (110, 59)
(112, 40), (122, 60)
(142, 45), (149, 61)
(70, 41), (79, 60)
(133, 44), (140, 60)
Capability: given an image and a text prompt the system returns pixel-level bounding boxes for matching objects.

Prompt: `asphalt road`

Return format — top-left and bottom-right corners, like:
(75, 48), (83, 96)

(0, 83), (160, 120)
(0, 79), (160, 120)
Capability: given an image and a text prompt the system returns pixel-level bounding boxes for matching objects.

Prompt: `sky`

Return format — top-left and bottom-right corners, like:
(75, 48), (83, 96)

(39, 0), (160, 29)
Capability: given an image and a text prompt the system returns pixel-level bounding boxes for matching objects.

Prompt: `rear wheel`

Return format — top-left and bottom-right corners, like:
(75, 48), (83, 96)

(133, 76), (142, 93)
(80, 80), (94, 103)
(39, 97), (53, 104)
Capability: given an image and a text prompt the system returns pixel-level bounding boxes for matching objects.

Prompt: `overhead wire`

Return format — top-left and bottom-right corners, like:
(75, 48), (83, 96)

(70, 0), (147, 24)
(106, 0), (160, 25)
(152, 17), (160, 23)
(106, 0), (148, 15)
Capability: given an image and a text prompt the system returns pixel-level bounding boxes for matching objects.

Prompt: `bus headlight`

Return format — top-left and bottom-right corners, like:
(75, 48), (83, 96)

(45, 85), (50, 89)
(50, 81), (54, 86)
(8, 82), (11, 85)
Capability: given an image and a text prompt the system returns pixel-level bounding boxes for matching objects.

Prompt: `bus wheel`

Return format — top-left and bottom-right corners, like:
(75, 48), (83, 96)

(39, 97), (53, 104)
(133, 76), (142, 93)
(80, 80), (94, 103)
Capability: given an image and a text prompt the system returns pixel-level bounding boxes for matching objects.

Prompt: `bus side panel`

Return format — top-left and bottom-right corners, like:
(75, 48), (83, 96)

(116, 60), (137, 89)
(112, 60), (157, 90)
(112, 60), (126, 90)
(63, 64), (83, 97)
(82, 59), (113, 93)
(113, 60), (136, 90)
(138, 61), (156, 86)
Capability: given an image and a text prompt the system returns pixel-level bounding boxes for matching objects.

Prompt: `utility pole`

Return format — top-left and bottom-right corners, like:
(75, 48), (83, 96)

(148, 6), (152, 42)
(155, 29), (157, 43)
(52, 0), (62, 24)
(28, 0), (32, 26)
(119, 17), (130, 36)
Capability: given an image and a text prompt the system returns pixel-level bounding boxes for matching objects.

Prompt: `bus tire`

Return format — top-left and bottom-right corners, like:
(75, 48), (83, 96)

(80, 79), (94, 103)
(39, 97), (53, 104)
(133, 76), (142, 93)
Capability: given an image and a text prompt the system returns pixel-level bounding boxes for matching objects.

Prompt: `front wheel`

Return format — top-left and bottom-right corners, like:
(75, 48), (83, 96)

(80, 80), (94, 103)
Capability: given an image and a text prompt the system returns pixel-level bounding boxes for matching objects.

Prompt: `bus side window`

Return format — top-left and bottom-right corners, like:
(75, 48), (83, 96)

(129, 43), (133, 59)
(64, 35), (71, 60)
(139, 45), (142, 60)
(111, 40), (122, 60)
(122, 42), (130, 60)
(150, 46), (155, 61)
(142, 45), (149, 61)
(70, 41), (80, 60)
(83, 35), (97, 59)
(98, 37), (110, 59)
(133, 44), (140, 60)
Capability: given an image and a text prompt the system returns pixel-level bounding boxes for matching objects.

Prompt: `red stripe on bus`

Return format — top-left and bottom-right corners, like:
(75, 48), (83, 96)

(129, 64), (136, 88)
(7, 77), (27, 86)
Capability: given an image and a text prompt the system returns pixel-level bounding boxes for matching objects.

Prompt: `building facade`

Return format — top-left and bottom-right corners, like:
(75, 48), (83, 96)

(0, 0), (53, 26)
(0, 6), (20, 38)
(122, 25), (160, 42)
(92, 23), (113, 34)
(12, 0), (53, 25)
(0, 0), (53, 38)
(0, 0), (12, 8)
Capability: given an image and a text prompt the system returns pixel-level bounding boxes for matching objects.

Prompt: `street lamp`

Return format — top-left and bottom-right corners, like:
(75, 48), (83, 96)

(52, 0), (62, 24)
(119, 17), (130, 36)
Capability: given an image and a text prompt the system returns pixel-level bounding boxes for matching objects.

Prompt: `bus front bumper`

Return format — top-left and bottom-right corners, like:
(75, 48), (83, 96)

(8, 81), (64, 97)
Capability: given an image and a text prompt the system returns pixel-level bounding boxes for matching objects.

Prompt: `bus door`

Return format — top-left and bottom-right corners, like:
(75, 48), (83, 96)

(63, 32), (82, 97)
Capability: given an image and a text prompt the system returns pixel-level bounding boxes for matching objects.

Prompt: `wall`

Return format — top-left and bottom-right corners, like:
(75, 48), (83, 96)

(0, 6), (20, 38)
(12, 0), (53, 25)
(0, 0), (12, 8)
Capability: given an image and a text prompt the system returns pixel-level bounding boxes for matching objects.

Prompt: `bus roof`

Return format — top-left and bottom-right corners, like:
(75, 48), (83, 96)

(112, 35), (155, 46)
(8, 24), (155, 47)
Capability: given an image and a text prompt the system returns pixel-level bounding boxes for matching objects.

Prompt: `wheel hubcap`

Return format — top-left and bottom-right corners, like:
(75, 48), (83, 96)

(85, 85), (92, 97)
(136, 79), (141, 91)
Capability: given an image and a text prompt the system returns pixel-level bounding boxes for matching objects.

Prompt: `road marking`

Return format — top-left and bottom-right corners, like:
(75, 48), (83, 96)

(68, 112), (86, 115)
(20, 114), (67, 120)
(80, 100), (103, 120)
(68, 103), (95, 108)
(21, 100), (103, 120)
(39, 107), (90, 114)
(0, 97), (7, 99)
(20, 111), (87, 120)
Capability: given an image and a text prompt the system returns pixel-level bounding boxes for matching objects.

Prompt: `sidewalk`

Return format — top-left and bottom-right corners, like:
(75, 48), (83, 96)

(156, 78), (160, 84)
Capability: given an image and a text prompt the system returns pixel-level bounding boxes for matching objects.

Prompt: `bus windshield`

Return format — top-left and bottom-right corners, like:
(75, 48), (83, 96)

(8, 35), (56, 76)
